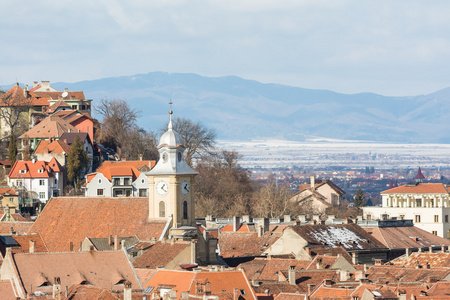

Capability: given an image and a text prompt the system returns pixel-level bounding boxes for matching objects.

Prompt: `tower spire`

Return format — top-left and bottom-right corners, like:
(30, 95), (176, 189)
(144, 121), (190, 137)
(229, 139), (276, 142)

(168, 100), (173, 130)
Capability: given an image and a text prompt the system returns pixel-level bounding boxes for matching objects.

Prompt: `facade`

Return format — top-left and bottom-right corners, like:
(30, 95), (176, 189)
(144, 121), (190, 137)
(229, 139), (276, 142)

(363, 182), (450, 239)
(7, 157), (64, 203)
(145, 110), (198, 231)
(0, 187), (19, 212)
(84, 160), (154, 197)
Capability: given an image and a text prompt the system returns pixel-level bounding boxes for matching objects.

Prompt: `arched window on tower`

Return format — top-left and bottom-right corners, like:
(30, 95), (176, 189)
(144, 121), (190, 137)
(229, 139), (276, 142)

(159, 201), (165, 218)
(183, 201), (188, 220)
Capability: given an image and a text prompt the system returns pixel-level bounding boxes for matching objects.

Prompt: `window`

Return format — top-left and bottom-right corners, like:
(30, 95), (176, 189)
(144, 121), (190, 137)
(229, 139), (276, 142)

(72, 105), (77, 109)
(141, 179), (145, 184)
(432, 231), (437, 235)
(139, 189), (147, 197)
(183, 201), (188, 220)
(399, 215), (405, 220)
(415, 215), (421, 223)
(39, 192), (45, 199)
(39, 180), (45, 186)
(54, 179), (57, 184)
(99, 179), (102, 184)
(124, 178), (131, 185)
(416, 199), (422, 207)
(159, 201), (165, 218)
(434, 215), (439, 223)
(446, 215), (449, 223)
(97, 189), (103, 196)
(114, 178), (120, 186)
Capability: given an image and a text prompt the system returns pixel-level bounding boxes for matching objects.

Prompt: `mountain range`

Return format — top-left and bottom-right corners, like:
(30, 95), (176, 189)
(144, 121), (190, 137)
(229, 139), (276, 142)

(3, 72), (450, 143)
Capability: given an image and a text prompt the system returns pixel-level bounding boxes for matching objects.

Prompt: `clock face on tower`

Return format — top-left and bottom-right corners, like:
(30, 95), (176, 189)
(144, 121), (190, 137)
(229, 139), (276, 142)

(156, 180), (169, 196)
(180, 180), (190, 196)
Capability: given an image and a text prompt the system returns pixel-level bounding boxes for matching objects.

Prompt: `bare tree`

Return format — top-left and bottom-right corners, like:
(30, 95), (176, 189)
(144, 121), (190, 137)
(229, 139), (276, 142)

(122, 127), (158, 161)
(0, 87), (32, 138)
(252, 177), (295, 218)
(163, 116), (217, 166)
(95, 98), (141, 158)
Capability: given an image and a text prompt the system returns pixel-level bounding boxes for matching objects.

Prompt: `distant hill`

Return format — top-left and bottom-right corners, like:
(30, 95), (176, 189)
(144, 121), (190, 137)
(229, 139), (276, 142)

(2, 72), (450, 143)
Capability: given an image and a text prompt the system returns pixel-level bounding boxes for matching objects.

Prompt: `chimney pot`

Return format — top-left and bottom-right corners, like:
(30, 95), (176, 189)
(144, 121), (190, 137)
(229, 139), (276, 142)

(114, 235), (119, 250)
(233, 216), (240, 232)
(29, 240), (36, 253)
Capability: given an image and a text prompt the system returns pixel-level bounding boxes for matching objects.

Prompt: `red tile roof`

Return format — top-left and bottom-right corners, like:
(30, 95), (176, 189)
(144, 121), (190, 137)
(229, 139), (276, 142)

(362, 226), (450, 249)
(274, 293), (306, 300)
(7, 250), (141, 295)
(0, 187), (18, 196)
(8, 157), (63, 179)
(381, 183), (448, 194)
(34, 139), (71, 155)
(0, 221), (34, 235)
(133, 241), (190, 269)
(87, 160), (156, 183)
(390, 252), (450, 268)
(240, 257), (311, 281)
(6, 233), (48, 254)
(19, 116), (78, 139)
(0, 280), (16, 300)
(218, 231), (281, 258)
(144, 269), (196, 299)
(29, 197), (166, 252)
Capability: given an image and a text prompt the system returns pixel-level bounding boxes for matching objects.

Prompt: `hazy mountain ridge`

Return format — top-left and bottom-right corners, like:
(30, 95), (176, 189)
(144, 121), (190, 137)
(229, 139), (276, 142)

(2, 72), (449, 143)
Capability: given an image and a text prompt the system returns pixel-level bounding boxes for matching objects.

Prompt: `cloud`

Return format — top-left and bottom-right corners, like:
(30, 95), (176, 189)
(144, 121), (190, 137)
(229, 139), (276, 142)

(1, 0), (450, 96)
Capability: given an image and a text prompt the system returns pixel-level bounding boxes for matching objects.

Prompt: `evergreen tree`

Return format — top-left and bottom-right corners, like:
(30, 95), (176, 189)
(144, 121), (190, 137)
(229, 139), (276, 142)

(353, 186), (365, 208)
(8, 135), (17, 165)
(67, 136), (90, 184)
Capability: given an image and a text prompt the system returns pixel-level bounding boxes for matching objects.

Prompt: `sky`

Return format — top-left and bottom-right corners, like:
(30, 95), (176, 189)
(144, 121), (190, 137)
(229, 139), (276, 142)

(2, 0), (450, 96)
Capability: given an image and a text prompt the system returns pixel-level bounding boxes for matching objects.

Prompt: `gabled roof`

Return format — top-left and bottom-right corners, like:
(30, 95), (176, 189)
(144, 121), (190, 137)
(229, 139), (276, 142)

(97, 160), (156, 174)
(132, 241), (191, 269)
(0, 187), (18, 196)
(60, 131), (92, 145)
(65, 285), (121, 300)
(0, 281), (16, 300)
(0, 221), (34, 235)
(34, 139), (71, 155)
(19, 116), (78, 139)
(29, 197), (166, 252)
(289, 224), (387, 251)
(381, 183), (449, 194)
(34, 90), (86, 100)
(390, 252), (450, 268)
(87, 160), (156, 183)
(365, 265), (450, 283)
(218, 231), (281, 258)
(8, 157), (63, 179)
(87, 236), (139, 251)
(362, 226), (450, 249)
(239, 257), (312, 281)
(6, 250), (141, 296)
(1, 233), (49, 254)
(144, 269), (196, 298)
(0, 84), (34, 107)
(47, 100), (71, 112)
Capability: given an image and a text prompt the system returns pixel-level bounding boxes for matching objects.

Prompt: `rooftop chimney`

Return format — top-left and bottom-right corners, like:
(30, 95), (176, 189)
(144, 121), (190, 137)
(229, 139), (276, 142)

(288, 266), (296, 285)
(29, 240), (36, 253)
(33, 81), (38, 88)
(53, 277), (61, 300)
(114, 235), (119, 250)
(108, 235), (113, 246)
(310, 175), (315, 190)
(263, 217), (270, 233)
(124, 281), (132, 300)
(233, 216), (240, 232)
(242, 215), (251, 223)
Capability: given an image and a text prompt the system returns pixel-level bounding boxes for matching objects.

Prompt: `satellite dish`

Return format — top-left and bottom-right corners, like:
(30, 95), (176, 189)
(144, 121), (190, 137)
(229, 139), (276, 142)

(61, 91), (68, 98)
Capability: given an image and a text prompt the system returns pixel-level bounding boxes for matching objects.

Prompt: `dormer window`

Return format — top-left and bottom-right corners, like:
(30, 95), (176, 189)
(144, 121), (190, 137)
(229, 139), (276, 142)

(19, 170), (26, 174)
(38, 169), (44, 173)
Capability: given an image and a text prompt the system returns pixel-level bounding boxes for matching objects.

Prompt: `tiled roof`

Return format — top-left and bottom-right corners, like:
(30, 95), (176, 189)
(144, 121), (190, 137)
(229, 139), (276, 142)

(381, 183), (448, 194)
(6, 233), (48, 254)
(362, 226), (450, 249)
(60, 132), (91, 145)
(220, 224), (256, 233)
(88, 236), (139, 251)
(275, 293), (307, 300)
(0, 280), (16, 300)
(144, 269), (196, 299)
(189, 270), (256, 299)
(0, 85), (33, 107)
(8, 250), (141, 295)
(29, 197), (166, 252)
(284, 270), (340, 293)
(133, 241), (190, 269)
(0, 221), (34, 235)
(134, 268), (156, 287)
(19, 116), (78, 139)
(0, 212), (25, 221)
(310, 282), (356, 299)
(47, 100), (71, 112)
(96, 160), (156, 174)
(239, 257), (311, 281)
(8, 157), (63, 179)
(253, 283), (302, 295)
(34, 90), (86, 100)
(65, 285), (121, 300)
(365, 265), (450, 283)
(415, 167), (426, 180)
(218, 231), (281, 258)
(34, 139), (71, 155)
(390, 252), (450, 268)
(0, 187), (18, 196)
(289, 224), (387, 250)
(306, 255), (341, 270)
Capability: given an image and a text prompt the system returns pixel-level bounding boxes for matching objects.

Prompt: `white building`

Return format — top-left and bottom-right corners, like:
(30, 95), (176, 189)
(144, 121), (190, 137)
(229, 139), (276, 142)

(84, 160), (154, 197)
(363, 182), (450, 239)
(7, 157), (64, 203)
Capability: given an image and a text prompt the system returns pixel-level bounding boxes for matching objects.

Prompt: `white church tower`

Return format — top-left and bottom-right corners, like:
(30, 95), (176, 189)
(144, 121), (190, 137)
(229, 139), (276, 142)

(146, 105), (198, 235)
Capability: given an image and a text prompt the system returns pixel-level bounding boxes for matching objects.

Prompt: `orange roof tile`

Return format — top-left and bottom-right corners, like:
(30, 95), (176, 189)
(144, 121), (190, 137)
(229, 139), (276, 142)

(381, 183), (448, 194)
(5, 233), (48, 254)
(310, 282), (355, 299)
(8, 250), (140, 295)
(19, 116), (78, 139)
(0, 221), (34, 235)
(144, 269), (196, 298)
(8, 157), (63, 179)
(34, 139), (71, 155)
(132, 241), (190, 269)
(0, 280), (16, 300)
(240, 257), (311, 281)
(390, 252), (450, 268)
(362, 226), (450, 249)
(275, 293), (306, 300)
(0, 187), (18, 196)
(218, 231), (281, 258)
(29, 197), (166, 252)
